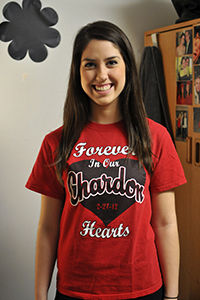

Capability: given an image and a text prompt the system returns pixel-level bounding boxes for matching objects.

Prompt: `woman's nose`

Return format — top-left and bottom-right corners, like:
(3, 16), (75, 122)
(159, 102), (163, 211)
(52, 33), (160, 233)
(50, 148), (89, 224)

(96, 65), (108, 81)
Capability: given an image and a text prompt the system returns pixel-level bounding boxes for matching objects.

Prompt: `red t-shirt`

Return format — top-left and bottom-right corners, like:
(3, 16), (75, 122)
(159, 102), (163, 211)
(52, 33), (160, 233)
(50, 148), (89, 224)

(26, 119), (186, 299)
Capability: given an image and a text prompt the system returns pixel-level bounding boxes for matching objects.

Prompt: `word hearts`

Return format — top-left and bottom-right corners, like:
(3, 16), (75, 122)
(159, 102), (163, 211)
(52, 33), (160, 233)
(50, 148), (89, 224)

(80, 220), (130, 239)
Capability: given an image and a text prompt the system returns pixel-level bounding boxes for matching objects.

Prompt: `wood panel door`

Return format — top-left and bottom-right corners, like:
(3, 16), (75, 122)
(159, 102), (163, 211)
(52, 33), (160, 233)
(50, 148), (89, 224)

(144, 20), (200, 300)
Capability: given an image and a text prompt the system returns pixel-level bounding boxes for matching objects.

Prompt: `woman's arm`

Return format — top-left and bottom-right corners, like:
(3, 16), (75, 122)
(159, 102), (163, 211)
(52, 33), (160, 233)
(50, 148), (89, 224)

(151, 190), (180, 299)
(35, 195), (64, 300)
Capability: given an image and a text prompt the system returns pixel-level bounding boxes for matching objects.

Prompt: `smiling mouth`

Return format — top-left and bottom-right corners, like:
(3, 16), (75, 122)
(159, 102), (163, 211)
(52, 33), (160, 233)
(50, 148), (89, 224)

(93, 84), (113, 91)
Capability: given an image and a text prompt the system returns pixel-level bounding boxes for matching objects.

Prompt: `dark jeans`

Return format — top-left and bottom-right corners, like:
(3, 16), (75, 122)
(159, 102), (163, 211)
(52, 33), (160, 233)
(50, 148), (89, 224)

(54, 286), (163, 300)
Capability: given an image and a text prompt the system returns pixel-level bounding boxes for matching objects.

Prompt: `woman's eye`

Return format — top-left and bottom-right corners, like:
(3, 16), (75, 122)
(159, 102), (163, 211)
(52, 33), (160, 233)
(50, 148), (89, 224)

(107, 60), (117, 66)
(85, 62), (95, 68)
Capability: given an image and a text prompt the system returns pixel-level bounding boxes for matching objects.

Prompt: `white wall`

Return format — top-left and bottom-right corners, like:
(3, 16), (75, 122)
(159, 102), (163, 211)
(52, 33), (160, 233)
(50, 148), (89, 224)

(0, 0), (177, 299)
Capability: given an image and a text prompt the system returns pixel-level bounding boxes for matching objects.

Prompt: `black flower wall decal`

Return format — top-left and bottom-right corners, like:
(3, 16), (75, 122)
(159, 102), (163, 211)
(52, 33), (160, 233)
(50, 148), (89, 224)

(0, 0), (61, 62)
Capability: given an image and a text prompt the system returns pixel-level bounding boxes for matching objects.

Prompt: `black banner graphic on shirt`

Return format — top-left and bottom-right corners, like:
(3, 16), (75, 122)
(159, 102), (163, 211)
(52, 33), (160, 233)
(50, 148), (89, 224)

(67, 158), (146, 226)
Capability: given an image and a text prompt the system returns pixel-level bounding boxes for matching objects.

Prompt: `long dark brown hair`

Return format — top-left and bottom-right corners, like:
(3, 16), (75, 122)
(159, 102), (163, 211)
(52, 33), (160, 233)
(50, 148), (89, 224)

(56, 20), (152, 184)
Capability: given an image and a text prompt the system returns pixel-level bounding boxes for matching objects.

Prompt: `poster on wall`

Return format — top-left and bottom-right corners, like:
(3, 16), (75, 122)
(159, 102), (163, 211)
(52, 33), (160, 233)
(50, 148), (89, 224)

(176, 29), (193, 56)
(174, 27), (200, 138)
(194, 26), (200, 65)
(175, 29), (193, 109)
(176, 106), (188, 142)
(194, 65), (200, 104)
(176, 81), (193, 105)
(176, 56), (192, 81)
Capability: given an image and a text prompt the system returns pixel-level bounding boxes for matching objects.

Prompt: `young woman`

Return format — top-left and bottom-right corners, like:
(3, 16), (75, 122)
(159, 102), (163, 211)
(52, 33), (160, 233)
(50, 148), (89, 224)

(176, 33), (185, 56)
(26, 21), (186, 300)
(177, 82), (186, 105)
(177, 57), (192, 81)
(194, 75), (200, 104)
(185, 81), (192, 105)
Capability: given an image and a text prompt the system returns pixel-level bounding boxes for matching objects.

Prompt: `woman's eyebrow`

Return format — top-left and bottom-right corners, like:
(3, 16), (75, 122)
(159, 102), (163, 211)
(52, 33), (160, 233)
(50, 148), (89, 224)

(105, 56), (120, 60)
(82, 56), (120, 62)
(82, 58), (96, 62)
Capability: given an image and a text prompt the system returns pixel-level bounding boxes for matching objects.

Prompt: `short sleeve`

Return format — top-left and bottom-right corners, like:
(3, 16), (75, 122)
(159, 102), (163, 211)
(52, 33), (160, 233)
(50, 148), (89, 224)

(149, 121), (187, 193)
(25, 128), (65, 200)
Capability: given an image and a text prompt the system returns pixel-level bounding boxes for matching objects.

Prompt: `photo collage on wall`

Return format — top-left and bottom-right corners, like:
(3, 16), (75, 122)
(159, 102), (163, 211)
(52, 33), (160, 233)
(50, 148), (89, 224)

(176, 26), (200, 141)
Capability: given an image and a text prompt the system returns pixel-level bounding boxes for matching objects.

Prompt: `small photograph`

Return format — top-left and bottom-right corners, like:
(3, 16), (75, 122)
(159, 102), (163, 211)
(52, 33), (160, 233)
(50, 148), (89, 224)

(176, 56), (192, 81)
(176, 107), (188, 142)
(193, 26), (200, 64)
(194, 66), (200, 104)
(193, 108), (200, 133)
(176, 29), (192, 56)
(177, 81), (193, 105)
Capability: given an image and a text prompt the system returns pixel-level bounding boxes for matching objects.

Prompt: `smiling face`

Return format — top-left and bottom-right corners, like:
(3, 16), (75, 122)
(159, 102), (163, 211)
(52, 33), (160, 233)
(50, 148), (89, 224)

(180, 34), (185, 45)
(80, 39), (126, 122)
(195, 77), (200, 92)
(182, 58), (186, 67)
(193, 37), (200, 63)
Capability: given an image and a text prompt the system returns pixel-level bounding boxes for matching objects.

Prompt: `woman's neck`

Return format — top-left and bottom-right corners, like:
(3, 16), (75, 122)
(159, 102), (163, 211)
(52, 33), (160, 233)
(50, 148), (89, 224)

(89, 100), (122, 124)
(90, 111), (122, 124)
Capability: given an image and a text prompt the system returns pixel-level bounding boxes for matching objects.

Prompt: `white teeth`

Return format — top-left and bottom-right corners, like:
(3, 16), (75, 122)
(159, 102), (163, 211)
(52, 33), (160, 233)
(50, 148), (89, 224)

(95, 84), (111, 91)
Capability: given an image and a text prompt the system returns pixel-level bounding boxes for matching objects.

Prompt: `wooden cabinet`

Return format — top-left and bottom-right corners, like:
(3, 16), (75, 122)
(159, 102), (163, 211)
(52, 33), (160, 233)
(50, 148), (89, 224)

(144, 19), (200, 300)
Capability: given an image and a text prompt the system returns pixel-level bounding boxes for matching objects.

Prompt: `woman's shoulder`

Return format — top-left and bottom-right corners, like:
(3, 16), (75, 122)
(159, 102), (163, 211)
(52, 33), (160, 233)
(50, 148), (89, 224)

(147, 118), (175, 153)
(42, 126), (63, 149)
(45, 126), (63, 139)
(147, 118), (168, 136)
